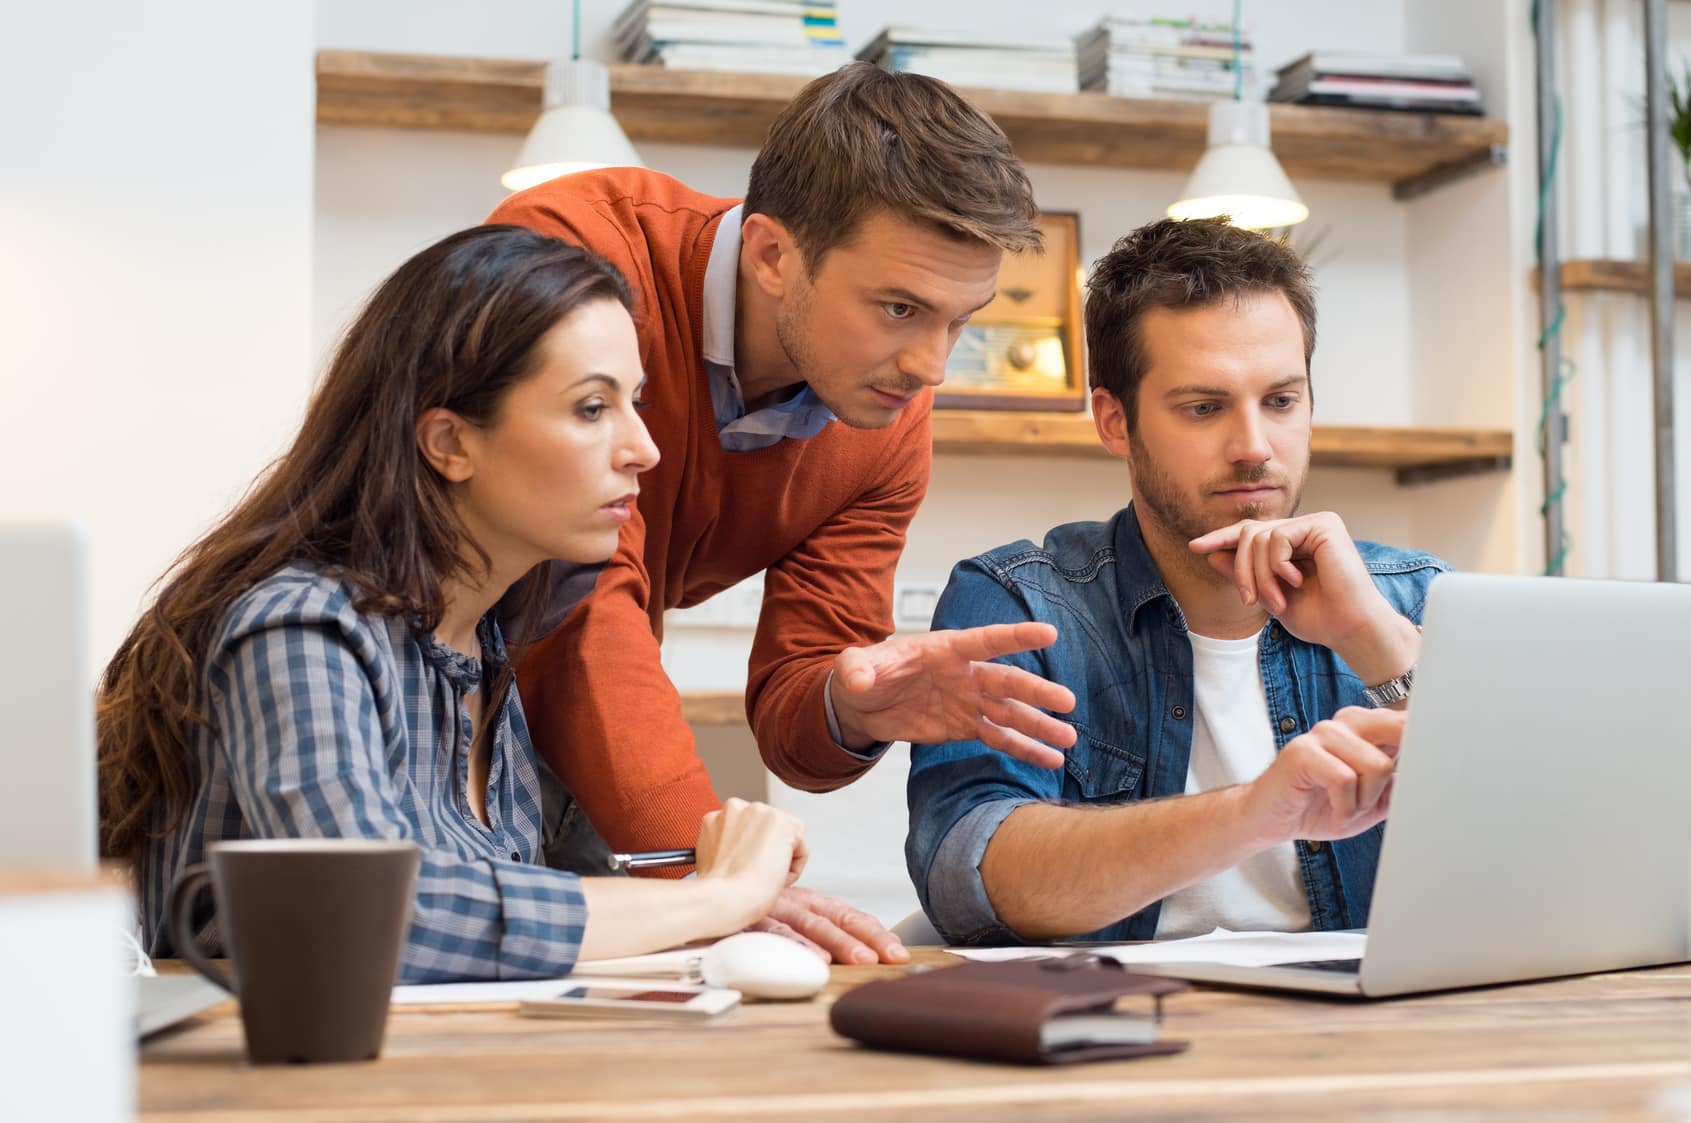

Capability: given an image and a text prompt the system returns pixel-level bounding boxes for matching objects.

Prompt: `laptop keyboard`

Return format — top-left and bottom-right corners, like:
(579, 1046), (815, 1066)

(1276, 958), (1363, 974)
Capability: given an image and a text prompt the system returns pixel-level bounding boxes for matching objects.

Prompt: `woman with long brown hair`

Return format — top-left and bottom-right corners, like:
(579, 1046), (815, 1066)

(98, 225), (806, 982)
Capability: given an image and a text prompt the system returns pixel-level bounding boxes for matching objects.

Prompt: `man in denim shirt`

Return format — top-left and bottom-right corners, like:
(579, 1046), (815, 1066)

(907, 218), (1449, 945)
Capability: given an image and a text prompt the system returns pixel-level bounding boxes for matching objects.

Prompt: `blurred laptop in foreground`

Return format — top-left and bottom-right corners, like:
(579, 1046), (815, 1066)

(0, 524), (225, 1037)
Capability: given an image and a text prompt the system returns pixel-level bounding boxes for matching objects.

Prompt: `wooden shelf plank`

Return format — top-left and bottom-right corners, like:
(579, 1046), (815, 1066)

(311, 51), (1511, 481)
(315, 50), (1508, 189)
(931, 411), (1512, 472)
(1558, 259), (1691, 295)
(316, 51), (548, 133)
(680, 691), (745, 726)
(677, 418), (1512, 729)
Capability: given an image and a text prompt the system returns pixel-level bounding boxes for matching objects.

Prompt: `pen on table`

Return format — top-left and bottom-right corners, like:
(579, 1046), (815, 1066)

(606, 848), (697, 872)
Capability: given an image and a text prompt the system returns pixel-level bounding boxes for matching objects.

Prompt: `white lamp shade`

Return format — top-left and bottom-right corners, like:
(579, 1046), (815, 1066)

(1167, 100), (1308, 230)
(502, 59), (644, 192)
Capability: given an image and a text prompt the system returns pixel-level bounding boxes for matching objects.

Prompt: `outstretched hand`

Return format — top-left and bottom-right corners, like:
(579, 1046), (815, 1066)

(829, 622), (1076, 767)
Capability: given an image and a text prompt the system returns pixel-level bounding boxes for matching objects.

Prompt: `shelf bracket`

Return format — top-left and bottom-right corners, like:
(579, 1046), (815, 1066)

(1391, 143), (1507, 201)
(1393, 454), (1512, 486)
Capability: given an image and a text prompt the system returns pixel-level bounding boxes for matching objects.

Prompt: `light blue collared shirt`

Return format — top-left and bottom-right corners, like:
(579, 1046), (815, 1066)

(701, 205), (835, 450)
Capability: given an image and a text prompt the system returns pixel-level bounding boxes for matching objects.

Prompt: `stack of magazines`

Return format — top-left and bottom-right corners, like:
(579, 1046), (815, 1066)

(613, 0), (848, 76)
(1270, 52), (1482, 115)
(1076, 16), (1256, 100)
(857, 26), (1079, 94)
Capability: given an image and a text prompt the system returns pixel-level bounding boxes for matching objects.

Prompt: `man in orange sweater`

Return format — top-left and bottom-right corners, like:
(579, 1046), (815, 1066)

(489, 63), (1075, 962)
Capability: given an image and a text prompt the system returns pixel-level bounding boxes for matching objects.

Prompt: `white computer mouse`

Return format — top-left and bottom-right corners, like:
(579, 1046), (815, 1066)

(699, 931), (830, 1000)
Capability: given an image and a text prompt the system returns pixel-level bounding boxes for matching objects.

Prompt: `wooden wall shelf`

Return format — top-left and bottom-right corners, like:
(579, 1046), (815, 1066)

(932, 411), (1512, 483)
(314, 50), (1508, 192)
(1557, 259), (1691, 295)
(312, 50), (1513, 486)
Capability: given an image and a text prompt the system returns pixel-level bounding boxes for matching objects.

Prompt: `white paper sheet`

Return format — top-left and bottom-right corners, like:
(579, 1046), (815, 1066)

(389, 951), (705, 1006)
(390, 978), (573, 1005)
(390, 971), (715, 1006)
(567, 948), (702, 978)
(946, 927), (1367, 968)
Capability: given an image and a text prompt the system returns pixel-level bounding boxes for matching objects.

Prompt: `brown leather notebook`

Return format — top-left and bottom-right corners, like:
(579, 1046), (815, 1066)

(829, 956), (1190, 1065)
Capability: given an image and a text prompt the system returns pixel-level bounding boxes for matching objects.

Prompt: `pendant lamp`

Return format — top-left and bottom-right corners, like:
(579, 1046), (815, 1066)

(502, 0), (644, 192)
(1166, 3), (1308, 230)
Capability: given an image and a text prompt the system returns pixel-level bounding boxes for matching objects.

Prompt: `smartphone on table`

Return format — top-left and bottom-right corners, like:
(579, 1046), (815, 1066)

(518, 978), (741, 1021)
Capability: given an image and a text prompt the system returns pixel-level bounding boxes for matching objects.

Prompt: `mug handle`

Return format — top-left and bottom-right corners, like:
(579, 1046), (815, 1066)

(166, 864), (236, 994)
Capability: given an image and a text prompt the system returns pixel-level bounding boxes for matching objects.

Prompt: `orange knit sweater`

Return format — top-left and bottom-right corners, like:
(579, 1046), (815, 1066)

(488, 170), (932, 852)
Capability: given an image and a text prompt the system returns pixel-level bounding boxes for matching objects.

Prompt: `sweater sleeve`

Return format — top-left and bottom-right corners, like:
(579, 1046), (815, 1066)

(492, 179), (725, 859)
(487, 183), (658, 350)
(515, 503), (724, 859)
(746, 397), (934, 790)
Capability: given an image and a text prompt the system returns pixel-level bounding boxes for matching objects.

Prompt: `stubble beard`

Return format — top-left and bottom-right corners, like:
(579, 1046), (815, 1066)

(774, 283), (919, 430)
(1128, 441), (1307, 564)
(774, 279), (814, 390)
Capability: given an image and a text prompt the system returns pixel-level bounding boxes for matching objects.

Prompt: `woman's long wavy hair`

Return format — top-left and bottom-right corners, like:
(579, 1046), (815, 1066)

(97, 225), (633, 863)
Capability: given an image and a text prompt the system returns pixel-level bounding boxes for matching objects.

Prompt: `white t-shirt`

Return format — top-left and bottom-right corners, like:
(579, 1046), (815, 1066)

(1154, 630), (1314, 939)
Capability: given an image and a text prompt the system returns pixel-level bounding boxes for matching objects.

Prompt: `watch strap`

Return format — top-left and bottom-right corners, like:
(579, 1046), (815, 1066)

(1362, 665), (1414, 707)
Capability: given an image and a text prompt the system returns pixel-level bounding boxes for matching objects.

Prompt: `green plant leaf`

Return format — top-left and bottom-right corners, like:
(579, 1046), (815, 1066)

(1669, 62), (1691, 165)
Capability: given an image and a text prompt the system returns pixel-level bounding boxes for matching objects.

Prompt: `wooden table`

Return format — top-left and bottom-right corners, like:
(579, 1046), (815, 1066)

(140, 952), (1691, 1122)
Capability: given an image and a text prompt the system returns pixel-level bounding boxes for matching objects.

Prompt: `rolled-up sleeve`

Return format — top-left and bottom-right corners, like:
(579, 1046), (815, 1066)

(905, 559), (1068, 945)
(209, 614), (588, 983)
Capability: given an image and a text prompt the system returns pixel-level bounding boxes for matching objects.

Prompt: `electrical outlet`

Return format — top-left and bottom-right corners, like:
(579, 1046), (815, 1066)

(671, 574), (932, 631)
(894, 582), (941, 630)
(664, 573), (765, 631)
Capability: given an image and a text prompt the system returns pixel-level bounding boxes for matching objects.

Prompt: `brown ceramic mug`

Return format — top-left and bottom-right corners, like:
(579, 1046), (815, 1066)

(167, 839), (421, 1064)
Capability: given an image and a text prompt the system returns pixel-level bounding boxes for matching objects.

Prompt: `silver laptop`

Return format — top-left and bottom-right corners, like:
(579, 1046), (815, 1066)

(0, 524), (226, 1035)
(1138, 572), (1691, 998)
(1, 524), (97, 869)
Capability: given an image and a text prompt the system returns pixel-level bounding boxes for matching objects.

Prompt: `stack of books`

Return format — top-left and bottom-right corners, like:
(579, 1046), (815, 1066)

(1075, 16), (1255, 100)
(1270, 52), (1482, 115)
(613, 0), (848, 76)
(856, 26), (1079, 94)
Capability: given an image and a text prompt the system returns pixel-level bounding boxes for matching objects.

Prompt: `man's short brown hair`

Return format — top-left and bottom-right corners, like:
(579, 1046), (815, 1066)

(1085, 217), (1318, 430)
(744, 62), (1042, 270)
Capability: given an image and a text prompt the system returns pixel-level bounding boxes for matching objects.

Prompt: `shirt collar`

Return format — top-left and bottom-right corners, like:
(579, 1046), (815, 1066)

(699, 203), (837, 446)
(701, 203), (742, 370)
(1113, 503), (1184, 636)
(413, 611), (508, 691)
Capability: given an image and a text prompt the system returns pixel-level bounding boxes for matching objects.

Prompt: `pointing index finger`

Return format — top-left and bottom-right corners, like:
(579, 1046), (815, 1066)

(945, 621), (1060, 662)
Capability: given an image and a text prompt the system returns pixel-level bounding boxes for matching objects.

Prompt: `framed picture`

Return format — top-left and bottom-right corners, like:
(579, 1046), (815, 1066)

(935, 211), (1085, 413)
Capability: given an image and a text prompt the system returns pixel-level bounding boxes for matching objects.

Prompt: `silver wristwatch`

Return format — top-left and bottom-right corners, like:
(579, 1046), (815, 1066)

(1362, 665), (1415, 707)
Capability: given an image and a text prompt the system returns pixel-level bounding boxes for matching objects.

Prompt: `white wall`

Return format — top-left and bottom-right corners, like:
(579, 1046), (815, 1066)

(1401, 1), (1537, 575)
(3, 0), (1528, 924)
(310, 0), (1533, 922)
(315, 1), (1421, 421)
(1, 2), (316, 664)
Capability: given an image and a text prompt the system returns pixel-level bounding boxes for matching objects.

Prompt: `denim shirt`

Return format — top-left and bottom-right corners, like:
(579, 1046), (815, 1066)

(906, 504), (1449, 945)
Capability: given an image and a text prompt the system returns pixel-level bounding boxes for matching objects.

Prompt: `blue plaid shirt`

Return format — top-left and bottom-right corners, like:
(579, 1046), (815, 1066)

(138, 564), (589, 983)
